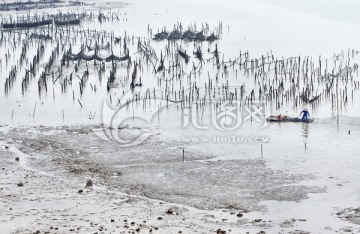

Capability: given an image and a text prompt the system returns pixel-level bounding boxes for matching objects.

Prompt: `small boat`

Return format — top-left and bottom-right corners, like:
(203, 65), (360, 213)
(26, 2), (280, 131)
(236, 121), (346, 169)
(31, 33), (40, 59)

(2, 19), (52, 29)
(266, 116), (314, 123)
(54, 18), (81, 26)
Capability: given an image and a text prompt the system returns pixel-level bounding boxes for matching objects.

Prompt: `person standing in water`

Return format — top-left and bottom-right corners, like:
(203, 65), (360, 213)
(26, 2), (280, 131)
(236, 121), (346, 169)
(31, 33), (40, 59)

(299, 108), (310, 122)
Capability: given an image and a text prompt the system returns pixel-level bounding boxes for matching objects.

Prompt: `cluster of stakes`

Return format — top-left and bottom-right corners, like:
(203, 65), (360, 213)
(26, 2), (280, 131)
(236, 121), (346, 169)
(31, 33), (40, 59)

(1, 8), (360, 122)
(0, 0), (90, 12)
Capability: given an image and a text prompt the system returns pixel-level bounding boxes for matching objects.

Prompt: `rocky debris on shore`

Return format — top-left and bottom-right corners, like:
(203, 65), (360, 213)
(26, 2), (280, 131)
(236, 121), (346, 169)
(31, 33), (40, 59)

(236, 213), (243, 218)
(165, 209), (173, 214)
(86, 179), (93, 187)
(216, 228), (227, 234)
(288, 231), (310, 234)
(336, 207), (360, 225)
(280, 218), (307, 228)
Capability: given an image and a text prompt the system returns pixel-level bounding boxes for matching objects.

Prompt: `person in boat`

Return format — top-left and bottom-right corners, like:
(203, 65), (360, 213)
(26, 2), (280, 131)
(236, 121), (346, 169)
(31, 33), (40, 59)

(299, 108), (310, 122)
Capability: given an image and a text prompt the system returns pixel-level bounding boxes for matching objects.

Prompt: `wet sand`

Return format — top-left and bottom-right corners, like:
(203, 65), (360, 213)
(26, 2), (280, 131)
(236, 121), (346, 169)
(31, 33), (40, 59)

(1, 125), (359, 233)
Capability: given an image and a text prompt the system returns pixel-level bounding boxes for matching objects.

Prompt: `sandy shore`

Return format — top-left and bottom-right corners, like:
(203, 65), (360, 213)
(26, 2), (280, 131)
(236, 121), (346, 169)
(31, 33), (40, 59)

(1, 125), (359, 233)
(0, 126), (274, 234)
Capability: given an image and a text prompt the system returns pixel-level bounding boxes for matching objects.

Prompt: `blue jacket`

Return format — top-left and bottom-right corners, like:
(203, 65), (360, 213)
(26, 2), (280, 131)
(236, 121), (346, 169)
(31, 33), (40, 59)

(300, 110), (310, 120)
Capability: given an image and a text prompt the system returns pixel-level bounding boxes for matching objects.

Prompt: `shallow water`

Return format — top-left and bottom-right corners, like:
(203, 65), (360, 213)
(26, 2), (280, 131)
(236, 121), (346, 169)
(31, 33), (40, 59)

(1, 0), (360, 125)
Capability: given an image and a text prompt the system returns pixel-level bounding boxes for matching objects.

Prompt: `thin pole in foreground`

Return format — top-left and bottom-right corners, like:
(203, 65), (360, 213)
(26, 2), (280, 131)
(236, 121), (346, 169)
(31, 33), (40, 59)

(183, 148), (185, 162)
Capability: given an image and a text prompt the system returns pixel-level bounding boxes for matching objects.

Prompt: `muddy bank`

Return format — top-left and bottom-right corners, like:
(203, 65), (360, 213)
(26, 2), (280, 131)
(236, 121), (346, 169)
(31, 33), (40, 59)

(1, 125), (347, 233)
(2, 144), (247, 233)
(3, 125), (325, 212)
(336, 207), (360, 225)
